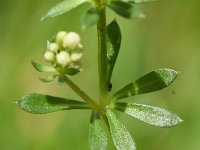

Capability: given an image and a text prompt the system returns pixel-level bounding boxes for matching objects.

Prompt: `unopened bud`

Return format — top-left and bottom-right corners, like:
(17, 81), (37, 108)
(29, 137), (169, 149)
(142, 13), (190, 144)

(63, 32), (80, 49)
(44, 51), (55, 62)
(71, 53), (83, 62)
(49, 43), (59, 53)
(56, 51), (71, 67)
(56, 31), (67, 44)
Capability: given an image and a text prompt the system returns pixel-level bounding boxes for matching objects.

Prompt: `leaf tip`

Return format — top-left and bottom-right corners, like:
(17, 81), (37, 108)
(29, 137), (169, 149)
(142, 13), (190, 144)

(139, 13), (146, 19)
(40, 17), (45, 22)
(156, 68), (178, 86)
(40, 14), (50, 21)
(165, 114), (183, 128)
(177, 70), (181, 75)
(14, 101), (18, 105)
(31, 60), (38, 69)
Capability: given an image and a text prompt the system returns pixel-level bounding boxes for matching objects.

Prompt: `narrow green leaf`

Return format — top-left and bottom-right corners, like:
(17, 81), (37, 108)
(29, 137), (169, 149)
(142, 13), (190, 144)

(39, 74), (57, 83)
(66, 67), (80, 76)
(81, 8), (99, 29)
(106, 110), (136, 150)
(32, 60), (56, 73)
(107, 19), (121, 81)
(41, 0), (90, 21)
(17, 93), (89, 114)
(112, 68), (178, 101)
(118, 0), (156, 4)
(107, 1), (145, 19)
(115, 103), (183, 127)
(89, 111), (108, 150)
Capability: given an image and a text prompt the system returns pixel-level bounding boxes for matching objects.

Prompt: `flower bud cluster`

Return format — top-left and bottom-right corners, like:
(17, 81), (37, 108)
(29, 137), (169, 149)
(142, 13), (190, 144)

(44, 31), (83, 76)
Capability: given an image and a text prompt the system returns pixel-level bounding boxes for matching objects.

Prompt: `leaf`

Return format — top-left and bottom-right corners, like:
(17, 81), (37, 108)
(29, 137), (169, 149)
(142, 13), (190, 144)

(58, 75), (67, 85)
(112, 68), (178, 101)
(115, 103), (183, 127)
(17, 93), (89, 114)
(39, 74), (58, 83)
(107, 19), (121, 81)
(32, 60), (56, 73)
(81, 8), (99, 29)
(107, 1), (145, 19)
(106, 110), (136, 150)
(89, 111), (108, 150)
(118, 0), (156, 4)
(66, 67), (80, 76)
(41, 0), (90, 21)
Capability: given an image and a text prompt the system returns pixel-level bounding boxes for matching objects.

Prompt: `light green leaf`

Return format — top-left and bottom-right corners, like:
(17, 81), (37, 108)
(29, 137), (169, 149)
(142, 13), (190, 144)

(106, 110), (136, 150)
(112, 68), (178, 101)
(115, 103), (183, 127)
(17, 93), (89, 114)
(107, 19), (121, 81)
(118, 0), (156, 4)
(107, 1), (145, 19)
(39, 74), (58, 83)
(32, 60), (56, 73)
(89, 111), (108, 150)
(41, 0), (90, 21)
(81, 8), (99, 29)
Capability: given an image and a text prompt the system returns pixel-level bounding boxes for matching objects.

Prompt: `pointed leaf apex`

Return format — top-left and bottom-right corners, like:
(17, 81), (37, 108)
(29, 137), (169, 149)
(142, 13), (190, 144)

(155, 68), (178, 86)
(31, 60), (56, 73)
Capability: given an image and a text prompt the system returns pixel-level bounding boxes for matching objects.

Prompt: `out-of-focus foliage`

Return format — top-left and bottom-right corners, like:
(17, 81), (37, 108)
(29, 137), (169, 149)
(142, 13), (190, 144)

(0, 0), (200, 150)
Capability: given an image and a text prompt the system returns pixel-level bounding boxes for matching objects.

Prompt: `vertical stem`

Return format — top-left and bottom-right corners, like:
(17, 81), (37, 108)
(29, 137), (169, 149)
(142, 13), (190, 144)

(97, 3), (108, 108)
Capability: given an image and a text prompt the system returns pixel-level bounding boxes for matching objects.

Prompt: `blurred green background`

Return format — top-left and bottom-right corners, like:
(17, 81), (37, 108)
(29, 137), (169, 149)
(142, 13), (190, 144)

(0, 0), (199, 149)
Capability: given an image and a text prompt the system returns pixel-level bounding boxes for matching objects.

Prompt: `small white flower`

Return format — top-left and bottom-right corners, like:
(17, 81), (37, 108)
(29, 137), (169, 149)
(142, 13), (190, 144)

(71, 53), (83, 62)
(63, 32), (80, 49)
(44, 51), (55, 62)
(56, 31), (67, 44)
(56, 51), (71, 67)
(49, 43), (59, 53)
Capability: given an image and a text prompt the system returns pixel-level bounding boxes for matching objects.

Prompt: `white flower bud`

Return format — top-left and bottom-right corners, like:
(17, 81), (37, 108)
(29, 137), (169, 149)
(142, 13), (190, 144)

(63, 32), (80, 49)
(44, 51), (55, 62)
(49, 43), (59, 53)
(56, 31), (67, 44)
(56, 51), (71, 67)
(71, 53), (83, 62)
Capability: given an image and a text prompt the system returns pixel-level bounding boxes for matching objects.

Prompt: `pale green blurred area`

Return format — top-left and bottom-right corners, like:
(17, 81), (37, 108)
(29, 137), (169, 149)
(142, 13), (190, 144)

(0, 0), (199, 149)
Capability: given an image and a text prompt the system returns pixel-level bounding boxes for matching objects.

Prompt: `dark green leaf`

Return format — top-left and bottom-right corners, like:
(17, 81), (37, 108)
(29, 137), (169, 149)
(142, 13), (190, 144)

(106, 110), (136, 150)
(17, 93), (89, 114)
(115, 103), (183, 127)
(89, 111), (108, 150)
(66, 67), (80, 76)
(107, 1), (145, 19)
(32, 60), (56, 73)
(107, 19), (121, 81)
(81, 8), (99, 29)
(58, 75), (67, 85)
(41, 0), (90, 21)
(39, 74), (57, 83)
(112, 68), (178, 101)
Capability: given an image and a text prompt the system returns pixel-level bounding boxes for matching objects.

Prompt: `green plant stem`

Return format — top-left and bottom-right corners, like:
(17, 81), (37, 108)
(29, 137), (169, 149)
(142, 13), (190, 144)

(64, 76), (99, 110)
(97, 3), (108, 108)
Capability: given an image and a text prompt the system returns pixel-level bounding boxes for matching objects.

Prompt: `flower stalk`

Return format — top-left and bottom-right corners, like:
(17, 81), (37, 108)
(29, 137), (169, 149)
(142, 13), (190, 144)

(63, 76), (99, 110)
